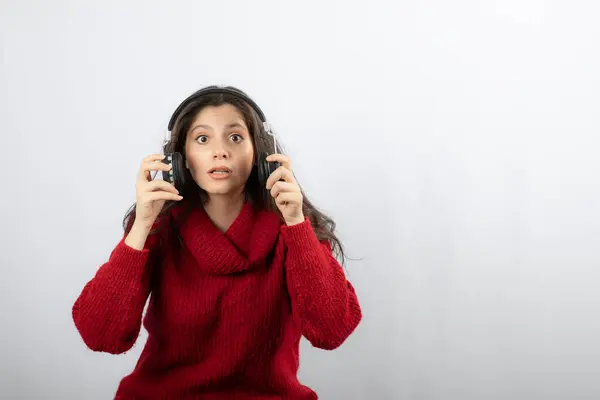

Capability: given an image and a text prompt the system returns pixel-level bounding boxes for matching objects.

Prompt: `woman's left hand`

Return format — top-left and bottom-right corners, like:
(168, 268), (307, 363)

(265, 154), (305, 226)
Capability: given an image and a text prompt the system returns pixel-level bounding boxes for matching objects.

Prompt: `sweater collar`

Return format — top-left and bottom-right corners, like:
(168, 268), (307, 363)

(176, 202), (282, 275)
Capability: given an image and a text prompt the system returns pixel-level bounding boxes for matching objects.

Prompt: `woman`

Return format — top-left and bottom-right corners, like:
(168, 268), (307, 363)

(72, 85), (362, 399)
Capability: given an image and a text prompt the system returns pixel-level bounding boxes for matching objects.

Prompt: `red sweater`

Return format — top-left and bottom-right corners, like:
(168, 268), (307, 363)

(72, 202), (362, 399)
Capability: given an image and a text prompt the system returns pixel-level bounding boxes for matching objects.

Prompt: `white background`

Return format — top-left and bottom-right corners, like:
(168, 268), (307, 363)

(1, 0), (599, 399)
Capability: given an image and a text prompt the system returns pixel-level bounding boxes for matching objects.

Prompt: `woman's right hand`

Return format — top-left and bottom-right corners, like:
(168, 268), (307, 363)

(134, 154), (183, 229)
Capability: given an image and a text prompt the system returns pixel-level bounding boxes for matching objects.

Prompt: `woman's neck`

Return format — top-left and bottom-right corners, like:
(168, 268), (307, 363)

(203, 193), (246, 233)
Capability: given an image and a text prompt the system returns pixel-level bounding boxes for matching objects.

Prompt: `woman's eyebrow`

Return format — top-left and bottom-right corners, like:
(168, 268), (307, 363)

(190, 122), (247, 132)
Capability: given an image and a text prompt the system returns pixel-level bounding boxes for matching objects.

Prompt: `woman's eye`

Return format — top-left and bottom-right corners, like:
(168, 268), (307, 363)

(196, 135), (208, 144)
(231, 134), (243, 143)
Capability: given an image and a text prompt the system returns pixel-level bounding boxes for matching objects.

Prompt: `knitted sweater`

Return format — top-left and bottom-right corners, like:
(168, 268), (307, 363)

(72, 202), (362, 399)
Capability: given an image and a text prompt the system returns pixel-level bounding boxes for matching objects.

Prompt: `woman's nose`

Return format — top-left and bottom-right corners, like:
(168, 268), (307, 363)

(213, 148), (229, 159)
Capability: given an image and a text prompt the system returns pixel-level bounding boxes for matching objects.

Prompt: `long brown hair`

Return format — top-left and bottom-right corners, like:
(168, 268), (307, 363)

(123, 85), (346, 264)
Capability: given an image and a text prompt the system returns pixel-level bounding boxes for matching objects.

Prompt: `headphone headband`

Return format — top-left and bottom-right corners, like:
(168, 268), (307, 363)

(167, 87), (268, 132)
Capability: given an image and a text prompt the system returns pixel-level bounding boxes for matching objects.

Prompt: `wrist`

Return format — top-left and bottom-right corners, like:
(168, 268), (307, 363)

(125, 221), (152, 250)
(132, 218), (154, 232)
(285, 216), (306, 226)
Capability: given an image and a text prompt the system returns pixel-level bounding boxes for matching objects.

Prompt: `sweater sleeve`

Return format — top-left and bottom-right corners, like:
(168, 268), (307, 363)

(72, 234), (157, 354)
(281, 218), (362, 350)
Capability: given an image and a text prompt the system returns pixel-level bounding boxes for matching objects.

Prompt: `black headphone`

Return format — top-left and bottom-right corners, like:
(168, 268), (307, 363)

(160, 87), (281, 192)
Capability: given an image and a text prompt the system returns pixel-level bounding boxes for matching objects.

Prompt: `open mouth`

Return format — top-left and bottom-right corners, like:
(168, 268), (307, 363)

(208, 166), (232, 176)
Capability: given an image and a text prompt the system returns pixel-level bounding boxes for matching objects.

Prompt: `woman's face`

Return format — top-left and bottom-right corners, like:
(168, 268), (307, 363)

(184, 104), (255, 197)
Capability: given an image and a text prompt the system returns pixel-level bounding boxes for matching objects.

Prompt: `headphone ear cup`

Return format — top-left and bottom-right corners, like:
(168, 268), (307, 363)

(171, 152), (186, 191)
(162, 152), (186, 192)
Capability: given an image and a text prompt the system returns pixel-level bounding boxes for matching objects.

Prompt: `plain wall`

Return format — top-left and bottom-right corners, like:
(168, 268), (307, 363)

(1, 0), (599, 399)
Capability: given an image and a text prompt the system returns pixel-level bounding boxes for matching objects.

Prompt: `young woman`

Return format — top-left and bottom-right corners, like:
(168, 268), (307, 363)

(72, 86), (362, 399)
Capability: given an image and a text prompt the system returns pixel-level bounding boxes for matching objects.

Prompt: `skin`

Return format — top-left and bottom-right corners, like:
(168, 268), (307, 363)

(184, 104), (256, 231)
(125, 104), (306, 250)
(185, 105), (305, 231)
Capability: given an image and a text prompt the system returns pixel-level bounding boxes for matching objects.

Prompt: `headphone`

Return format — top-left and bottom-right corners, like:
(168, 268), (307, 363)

(160, 87), (281, 192)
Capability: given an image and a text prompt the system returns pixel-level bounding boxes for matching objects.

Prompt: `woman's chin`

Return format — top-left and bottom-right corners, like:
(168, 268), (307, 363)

(200, 182), (243, 197)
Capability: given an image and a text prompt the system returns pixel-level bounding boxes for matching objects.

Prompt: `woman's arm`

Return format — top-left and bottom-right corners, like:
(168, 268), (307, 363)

(71, 223), (158, 354)
(281, 218), (362, 350)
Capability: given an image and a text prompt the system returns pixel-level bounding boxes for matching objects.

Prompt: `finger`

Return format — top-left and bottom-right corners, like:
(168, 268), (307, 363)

(266, 166), (296, 189)
(274, 192), (301, 206)
(140, 154), (167, 179)
(144, 191), (183, 202)
(142, 159), (172, 172)
(266, 153), (291, 170)
(139, 159), (172, 181)
(270, 181), (299, 199)
(143, 154), (166, 163)
(145, 180), (179, 195)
